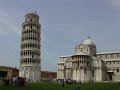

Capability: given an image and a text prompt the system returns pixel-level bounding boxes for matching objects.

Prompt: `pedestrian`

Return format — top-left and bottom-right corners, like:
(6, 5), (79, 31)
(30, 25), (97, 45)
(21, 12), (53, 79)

(62, 81), (65, 87)
(0, 77), (2, 85)
(75, 85), (80, 90)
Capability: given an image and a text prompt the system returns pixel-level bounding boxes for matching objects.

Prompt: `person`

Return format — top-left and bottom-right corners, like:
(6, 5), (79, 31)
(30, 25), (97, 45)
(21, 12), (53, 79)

(75, 85), (80, 90)
(0, 77), (2, 85)
(62, 80), (65, 87)
(91, 80), (93, 84)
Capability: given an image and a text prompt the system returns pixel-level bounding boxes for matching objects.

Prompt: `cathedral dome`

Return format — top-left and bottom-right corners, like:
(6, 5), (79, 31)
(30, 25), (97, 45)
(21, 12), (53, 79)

(83, 36), (95, 46)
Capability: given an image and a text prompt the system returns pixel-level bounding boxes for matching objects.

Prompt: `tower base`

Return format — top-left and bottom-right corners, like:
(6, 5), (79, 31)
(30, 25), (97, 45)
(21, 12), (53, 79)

(19, 66), (41, 82)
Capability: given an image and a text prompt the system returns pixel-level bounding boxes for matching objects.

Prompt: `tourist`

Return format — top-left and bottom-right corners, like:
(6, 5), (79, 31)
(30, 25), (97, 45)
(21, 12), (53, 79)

(62, 80), (65, 87)
(75, 85), (80, 90)
(0, 77), (2, 85)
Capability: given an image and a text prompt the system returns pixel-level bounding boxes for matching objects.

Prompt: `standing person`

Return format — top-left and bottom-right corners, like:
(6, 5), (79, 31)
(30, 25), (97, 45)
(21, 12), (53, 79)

(75, 85), (80, 90)
(12, 77), (16, 87)
(0, 77), (2, 85)
(6, 77), (9, 86)
(62, 79), (65, 87)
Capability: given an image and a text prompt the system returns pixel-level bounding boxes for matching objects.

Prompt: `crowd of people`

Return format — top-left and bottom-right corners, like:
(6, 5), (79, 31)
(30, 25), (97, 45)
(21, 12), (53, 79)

(0, 76), (29, 87)
(41, 77), (54, 84)
(0, 76), (94, 90)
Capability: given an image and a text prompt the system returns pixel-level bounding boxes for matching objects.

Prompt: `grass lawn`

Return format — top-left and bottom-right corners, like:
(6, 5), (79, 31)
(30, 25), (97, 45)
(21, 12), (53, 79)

(0, 82), (120, 90)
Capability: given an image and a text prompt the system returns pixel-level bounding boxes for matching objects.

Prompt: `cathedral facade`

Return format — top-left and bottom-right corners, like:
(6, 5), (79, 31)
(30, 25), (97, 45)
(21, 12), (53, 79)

(19, 12), (41, 82)
(57, 37), (120, 82)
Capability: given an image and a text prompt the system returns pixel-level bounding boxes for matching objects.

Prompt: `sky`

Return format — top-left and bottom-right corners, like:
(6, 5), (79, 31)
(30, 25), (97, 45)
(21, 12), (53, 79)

(0, 0), (120, 71)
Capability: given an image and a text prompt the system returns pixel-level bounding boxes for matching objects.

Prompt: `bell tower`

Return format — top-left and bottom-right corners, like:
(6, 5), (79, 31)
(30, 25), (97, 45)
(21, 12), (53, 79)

(19, 12), (41, 82)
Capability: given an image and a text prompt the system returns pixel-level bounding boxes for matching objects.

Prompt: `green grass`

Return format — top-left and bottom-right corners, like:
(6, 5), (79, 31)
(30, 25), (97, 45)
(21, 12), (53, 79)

(0, 82), (120, 90)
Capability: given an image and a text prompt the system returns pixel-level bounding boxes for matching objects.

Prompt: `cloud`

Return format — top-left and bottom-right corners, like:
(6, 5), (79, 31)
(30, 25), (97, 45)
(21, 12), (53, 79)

(107, 0), (120, 10)
(0, 0), (120, 71)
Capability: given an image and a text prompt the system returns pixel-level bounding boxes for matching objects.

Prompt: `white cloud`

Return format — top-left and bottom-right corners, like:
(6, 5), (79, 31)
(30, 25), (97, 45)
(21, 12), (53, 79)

(0, 0), (120, 71)
(108, 0), (120, 10)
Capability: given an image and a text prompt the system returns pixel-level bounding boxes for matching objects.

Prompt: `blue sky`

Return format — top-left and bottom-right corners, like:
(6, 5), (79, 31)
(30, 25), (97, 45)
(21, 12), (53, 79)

(0, 0), (120, 71)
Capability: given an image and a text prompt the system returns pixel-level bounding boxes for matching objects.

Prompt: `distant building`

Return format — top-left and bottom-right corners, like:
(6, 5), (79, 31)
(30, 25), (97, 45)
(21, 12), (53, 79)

(19, 12), (41, 82)
(0, 66), (19, 78)
(57, 37), (120, 82)
(41, 71), (57, 79)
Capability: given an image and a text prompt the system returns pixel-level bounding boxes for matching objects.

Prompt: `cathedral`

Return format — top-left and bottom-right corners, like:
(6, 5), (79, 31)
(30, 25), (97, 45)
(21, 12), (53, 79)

(57, 37), (120, 82)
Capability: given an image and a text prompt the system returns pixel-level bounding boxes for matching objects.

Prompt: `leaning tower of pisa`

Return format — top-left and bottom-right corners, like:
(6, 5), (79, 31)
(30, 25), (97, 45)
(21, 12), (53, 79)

(19, 12), (41, 82)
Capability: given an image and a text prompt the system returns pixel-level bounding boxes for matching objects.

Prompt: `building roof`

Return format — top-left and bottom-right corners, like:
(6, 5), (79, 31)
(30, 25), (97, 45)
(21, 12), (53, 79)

(60, 55), (72, 58)
(58, 61), (65, 64)
(97, 51), (120, 55)
(73, 52), (88, 56)
(83, 36), (95, 46)
(0, 66), (19, 70)
(102, 58), (120, 61)
(0, 66), (10, 68)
